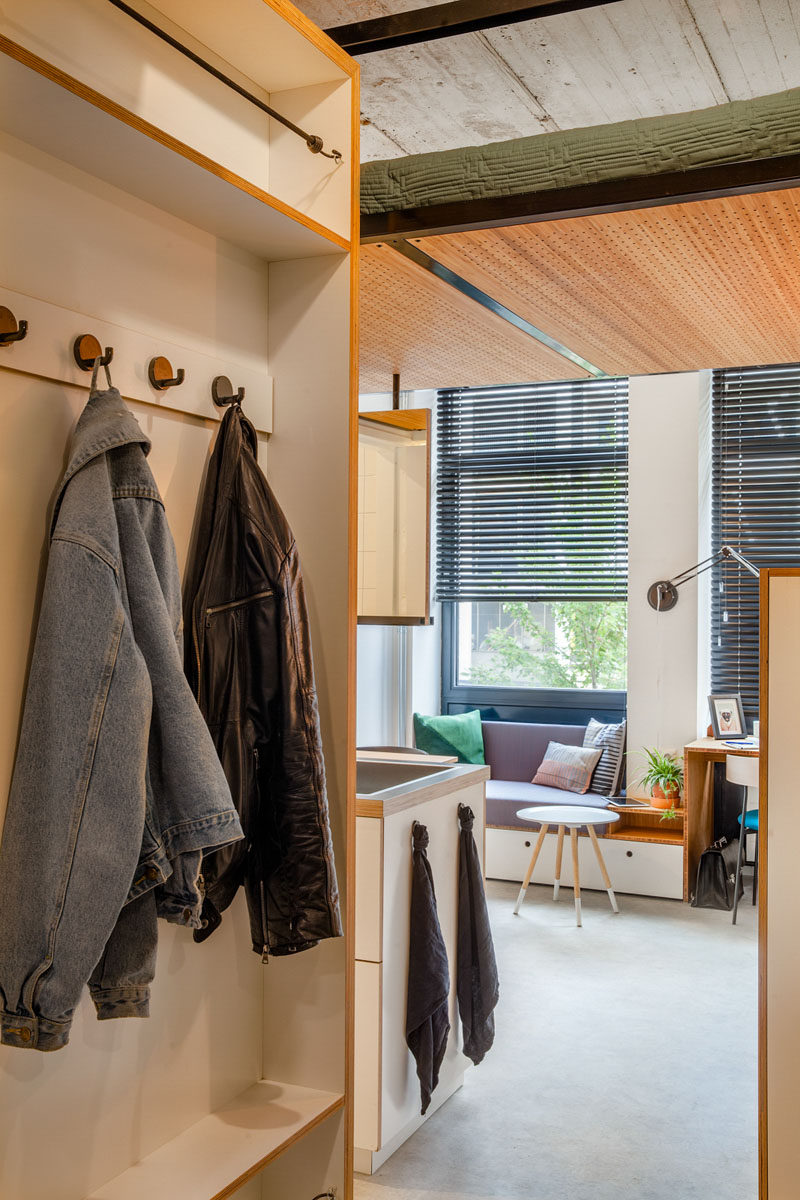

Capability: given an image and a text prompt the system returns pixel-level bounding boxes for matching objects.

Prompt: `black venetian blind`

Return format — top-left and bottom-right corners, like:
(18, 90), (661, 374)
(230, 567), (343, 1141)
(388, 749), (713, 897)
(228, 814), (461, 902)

(436, 378), (628, 603)
(711, 363), (800, 725)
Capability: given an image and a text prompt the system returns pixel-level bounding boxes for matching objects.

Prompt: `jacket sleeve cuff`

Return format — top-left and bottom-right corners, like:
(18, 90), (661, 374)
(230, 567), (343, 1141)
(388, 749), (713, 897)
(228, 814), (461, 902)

(1, 1013), (71, 1052)
(90, 985), (150, 1020)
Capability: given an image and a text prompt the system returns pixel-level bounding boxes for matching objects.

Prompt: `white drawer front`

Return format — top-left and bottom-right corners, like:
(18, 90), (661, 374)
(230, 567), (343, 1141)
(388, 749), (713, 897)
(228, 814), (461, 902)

(354, 960), (382, 1151)
(485, 827), (683, 900)
(355, 816), (383, 962)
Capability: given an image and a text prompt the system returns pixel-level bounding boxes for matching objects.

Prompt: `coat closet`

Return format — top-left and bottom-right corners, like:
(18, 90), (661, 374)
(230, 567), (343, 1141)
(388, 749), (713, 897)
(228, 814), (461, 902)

(0, 2), (358, 1198)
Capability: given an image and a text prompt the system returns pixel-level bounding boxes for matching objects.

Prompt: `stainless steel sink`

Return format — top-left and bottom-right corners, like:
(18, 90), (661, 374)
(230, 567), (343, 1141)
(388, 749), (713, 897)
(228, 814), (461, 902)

(355, 759), (455, 795)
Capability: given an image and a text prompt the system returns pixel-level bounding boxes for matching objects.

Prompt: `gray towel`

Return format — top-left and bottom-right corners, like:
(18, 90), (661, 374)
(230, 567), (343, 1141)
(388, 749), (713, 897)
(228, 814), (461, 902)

(406, 821), (450, 1114)
(457, 804), (499, 1065)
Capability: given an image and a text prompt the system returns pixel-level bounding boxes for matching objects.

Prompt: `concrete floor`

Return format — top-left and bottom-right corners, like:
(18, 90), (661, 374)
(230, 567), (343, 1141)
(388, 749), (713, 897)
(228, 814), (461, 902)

(356, 879), (758, 1200)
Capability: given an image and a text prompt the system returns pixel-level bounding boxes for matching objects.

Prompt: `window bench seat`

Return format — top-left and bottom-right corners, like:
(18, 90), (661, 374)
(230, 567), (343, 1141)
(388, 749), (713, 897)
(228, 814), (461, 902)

(481, 719), (683, 900)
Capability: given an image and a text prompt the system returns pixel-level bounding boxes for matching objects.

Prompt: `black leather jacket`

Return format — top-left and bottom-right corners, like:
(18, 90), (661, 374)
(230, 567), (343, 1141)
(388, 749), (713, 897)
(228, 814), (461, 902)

(184, 404), (342, 957)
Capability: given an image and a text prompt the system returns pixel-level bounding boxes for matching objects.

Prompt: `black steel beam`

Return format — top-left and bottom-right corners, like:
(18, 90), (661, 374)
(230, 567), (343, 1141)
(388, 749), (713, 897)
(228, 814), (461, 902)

(389, 240), (607, 377)
(325, 0), (623, 55)
(360, 153), (800, 241)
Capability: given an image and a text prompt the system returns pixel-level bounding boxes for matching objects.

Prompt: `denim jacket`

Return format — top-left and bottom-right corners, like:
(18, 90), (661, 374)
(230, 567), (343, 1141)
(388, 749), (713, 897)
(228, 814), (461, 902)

(0, 386), (242, 1051)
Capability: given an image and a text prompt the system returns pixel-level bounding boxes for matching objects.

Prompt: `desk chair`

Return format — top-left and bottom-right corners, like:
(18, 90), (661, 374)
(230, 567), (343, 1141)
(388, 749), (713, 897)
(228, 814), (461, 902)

(726, 753), (759, 925)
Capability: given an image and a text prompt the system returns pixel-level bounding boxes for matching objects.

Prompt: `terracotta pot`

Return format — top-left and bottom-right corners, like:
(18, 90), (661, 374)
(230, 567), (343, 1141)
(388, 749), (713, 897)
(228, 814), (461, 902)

(650, 782), (681, 810)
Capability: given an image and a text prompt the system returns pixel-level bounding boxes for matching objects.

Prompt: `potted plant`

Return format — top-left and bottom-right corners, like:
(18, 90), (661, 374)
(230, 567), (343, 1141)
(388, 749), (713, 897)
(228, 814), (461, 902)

(635, 747), (684, 811)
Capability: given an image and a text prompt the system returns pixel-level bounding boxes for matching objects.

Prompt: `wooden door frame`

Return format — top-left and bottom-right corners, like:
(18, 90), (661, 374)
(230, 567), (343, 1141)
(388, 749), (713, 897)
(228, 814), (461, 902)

(757, 567), (800, 1198)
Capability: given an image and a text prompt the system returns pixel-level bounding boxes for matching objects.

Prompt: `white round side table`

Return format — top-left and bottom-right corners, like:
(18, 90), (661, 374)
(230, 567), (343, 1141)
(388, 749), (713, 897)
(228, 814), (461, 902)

(513, 805), (621, 927)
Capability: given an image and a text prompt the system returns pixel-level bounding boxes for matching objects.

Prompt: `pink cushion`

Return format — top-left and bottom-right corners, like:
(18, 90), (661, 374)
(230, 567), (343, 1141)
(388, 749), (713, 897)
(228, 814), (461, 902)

(532, 741), (602, 794)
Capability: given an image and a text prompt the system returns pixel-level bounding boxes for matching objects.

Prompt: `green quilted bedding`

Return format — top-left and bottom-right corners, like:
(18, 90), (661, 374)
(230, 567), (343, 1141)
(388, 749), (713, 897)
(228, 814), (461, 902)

(361, 88), (800, 215)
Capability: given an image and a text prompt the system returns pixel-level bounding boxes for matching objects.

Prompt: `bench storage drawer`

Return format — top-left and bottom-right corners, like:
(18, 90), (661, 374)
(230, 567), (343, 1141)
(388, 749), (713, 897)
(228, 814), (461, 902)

(485, 826), (683, 900)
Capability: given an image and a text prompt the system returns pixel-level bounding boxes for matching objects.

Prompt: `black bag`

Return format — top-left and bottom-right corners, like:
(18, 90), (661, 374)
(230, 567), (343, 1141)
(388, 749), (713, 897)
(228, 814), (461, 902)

(690, 835), (745, 909)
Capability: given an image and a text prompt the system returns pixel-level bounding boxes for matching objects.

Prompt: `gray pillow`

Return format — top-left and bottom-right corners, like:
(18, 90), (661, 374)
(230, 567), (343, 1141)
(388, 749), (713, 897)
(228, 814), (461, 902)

(583, 717), (627, 795)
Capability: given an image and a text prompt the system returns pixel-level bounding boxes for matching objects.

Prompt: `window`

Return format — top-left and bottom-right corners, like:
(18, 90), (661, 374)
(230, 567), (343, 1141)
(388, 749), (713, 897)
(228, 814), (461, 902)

(711, 363), (800, 726)
(455, 600), (627, 690)
(437, 378), (628, 717)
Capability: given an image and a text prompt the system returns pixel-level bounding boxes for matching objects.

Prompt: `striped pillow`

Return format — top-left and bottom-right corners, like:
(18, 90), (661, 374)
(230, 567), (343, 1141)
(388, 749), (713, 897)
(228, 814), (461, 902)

(532, 742), (602, 794)
(583, 718), (627, 796)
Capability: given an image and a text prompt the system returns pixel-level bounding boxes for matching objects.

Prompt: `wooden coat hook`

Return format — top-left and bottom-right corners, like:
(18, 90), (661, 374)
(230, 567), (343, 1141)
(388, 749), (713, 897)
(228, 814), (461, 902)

(148, 355), (185, 390)
(74, 333), (113, 371)
(212, 376), (245, 407)
(0, 305), (28, 346)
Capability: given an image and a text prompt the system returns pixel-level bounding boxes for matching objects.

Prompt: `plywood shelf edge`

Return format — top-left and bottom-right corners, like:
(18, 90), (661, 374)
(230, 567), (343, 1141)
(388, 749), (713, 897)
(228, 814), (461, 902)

(605, 827), (684, 846)
(85, 1080), (345, 1200)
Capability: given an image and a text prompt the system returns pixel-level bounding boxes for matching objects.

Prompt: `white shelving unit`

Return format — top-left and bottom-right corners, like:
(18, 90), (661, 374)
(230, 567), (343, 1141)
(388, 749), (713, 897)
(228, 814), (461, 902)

(0, 3), (358, 1199)
(86, 1082), (345, 1200)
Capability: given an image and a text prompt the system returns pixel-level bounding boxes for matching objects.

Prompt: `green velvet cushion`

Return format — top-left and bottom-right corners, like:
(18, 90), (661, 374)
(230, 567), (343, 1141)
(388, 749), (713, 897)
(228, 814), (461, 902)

(413, 710), (485, 764)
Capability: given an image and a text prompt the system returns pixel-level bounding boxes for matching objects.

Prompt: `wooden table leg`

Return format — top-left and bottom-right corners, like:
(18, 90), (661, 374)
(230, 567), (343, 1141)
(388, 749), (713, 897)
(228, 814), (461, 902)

(570, 827), (582, 927)
(588, 825), (620, 913)
(513, 823), (549, 915)
(553, 825), (565, 901)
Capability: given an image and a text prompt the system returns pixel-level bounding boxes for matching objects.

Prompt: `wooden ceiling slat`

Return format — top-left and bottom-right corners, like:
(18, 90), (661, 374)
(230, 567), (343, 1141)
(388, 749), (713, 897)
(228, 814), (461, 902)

(358, 242), (588, 393)
(422, 189), (800, 375)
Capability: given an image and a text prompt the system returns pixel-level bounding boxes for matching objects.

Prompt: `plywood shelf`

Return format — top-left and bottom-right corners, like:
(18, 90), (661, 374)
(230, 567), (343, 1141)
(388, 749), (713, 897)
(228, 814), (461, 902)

(609, 799), (685, 817)
(0, 38), (349, 263)
(85, 1080), (344, 1200)
(605, 826), (685, 846)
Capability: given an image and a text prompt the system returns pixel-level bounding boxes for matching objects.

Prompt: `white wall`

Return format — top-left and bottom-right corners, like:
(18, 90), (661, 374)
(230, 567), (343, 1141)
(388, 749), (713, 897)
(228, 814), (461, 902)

(696, 372), (713, 733)
(626, 372), (705, 778)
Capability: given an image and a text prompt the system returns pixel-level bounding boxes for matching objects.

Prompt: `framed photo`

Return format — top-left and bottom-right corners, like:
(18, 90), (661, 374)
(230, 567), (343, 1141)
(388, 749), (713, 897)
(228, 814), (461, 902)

(708, 693), (746, 739)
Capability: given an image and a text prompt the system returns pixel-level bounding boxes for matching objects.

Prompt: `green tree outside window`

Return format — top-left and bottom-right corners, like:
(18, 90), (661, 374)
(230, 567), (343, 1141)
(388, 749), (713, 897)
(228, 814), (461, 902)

(465, 600), (627, 691)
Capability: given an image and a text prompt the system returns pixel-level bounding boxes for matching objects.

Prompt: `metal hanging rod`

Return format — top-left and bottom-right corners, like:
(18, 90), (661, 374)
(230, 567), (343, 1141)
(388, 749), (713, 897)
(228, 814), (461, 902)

(106, 0), (342, 162)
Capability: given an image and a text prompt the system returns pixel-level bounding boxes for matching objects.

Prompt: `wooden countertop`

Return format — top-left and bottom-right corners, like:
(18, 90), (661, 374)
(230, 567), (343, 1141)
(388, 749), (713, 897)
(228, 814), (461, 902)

(356, 750), (458, 764)
(356, 761), (490, 818)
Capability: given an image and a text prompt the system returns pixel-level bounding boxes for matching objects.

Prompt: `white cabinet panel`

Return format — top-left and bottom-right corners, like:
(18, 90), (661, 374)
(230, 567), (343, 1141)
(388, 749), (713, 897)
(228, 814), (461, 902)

(486, 827), (683, 900)
(354, 962), (382, 1153)
(355, 773), (487, 1173)
(355, 818), (383, 963)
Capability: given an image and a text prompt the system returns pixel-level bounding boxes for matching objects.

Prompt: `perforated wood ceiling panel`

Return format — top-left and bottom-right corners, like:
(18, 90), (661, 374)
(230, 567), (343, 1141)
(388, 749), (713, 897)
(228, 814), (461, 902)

(358, 242), (589, 394)
(423, 188), (800, 376)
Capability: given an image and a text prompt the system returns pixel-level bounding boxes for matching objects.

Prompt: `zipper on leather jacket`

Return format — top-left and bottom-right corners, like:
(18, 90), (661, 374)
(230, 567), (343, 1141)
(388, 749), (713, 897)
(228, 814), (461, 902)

(259, 880), (269, 964)
(205, 590), (273, 624)
(255, 745), (270, 964)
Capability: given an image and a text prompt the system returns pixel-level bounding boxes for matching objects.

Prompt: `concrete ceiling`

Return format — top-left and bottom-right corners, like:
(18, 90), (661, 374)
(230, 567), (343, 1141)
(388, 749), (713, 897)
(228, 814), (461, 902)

(298, 0), (800, 161)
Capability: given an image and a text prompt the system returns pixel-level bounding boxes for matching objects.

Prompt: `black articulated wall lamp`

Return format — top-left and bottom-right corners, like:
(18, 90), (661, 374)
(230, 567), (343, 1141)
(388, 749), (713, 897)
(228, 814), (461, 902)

(647, 545), (760, 612)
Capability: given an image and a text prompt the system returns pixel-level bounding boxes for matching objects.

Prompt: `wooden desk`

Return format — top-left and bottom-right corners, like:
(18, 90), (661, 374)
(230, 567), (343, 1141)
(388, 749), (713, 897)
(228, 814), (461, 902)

(684, 738), (759, 902)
